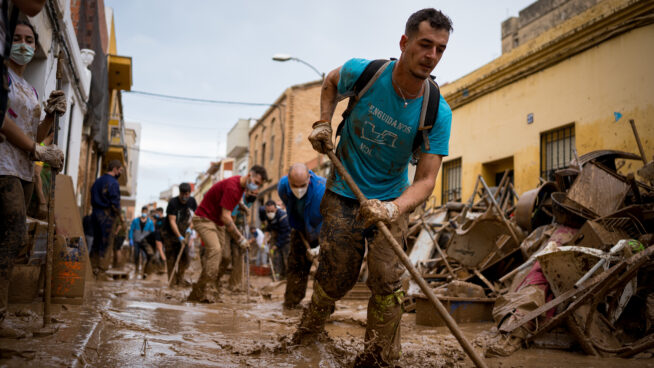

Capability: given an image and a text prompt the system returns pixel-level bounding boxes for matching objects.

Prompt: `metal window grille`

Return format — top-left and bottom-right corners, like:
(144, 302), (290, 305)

(540, 124), (575, 181)
(442, 158), (462, 203)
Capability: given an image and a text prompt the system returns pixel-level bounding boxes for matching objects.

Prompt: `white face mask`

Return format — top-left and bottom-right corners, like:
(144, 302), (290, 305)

(291, 185), (308, 199)
(266, 212), (275, 220)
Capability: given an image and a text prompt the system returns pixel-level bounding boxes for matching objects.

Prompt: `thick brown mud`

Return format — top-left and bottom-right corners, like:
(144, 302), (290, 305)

(1, 270), (652, 367)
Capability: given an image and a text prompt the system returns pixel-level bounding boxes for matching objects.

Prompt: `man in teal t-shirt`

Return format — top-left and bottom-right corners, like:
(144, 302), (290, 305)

(292, 8), (453, 367)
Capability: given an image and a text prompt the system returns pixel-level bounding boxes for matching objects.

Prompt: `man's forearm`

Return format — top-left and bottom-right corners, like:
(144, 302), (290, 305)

(319, 68), (341, 121)
(393, 154), (442, 215)
(393, 179), (435, 215)
(222, 215), (244, 242)
(169, 217), (183, 239)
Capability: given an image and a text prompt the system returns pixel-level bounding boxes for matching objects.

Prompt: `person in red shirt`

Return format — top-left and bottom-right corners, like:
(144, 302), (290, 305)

(188, 165), (268, 302)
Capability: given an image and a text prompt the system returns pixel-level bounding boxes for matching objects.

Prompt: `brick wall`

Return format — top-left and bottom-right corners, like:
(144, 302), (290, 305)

(248, 80), (347, 203)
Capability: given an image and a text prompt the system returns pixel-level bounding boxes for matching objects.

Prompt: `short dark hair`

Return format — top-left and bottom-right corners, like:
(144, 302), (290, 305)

(156, 207), (164, 212)
(108, 160), (122, 171)
(265, 200), (276, 207)
(15, 20), (39, 48)
(179, 182), (191, 193)
(405, 8), (453, 37)
(141, 206), (148, 212)
(249, 165), (269, 182)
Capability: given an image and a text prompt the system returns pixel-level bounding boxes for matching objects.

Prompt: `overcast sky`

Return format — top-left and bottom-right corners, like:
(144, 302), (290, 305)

(104, 0), (535, 210)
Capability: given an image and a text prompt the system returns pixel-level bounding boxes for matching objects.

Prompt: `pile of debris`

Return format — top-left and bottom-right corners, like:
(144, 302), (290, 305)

(403, 145), (654, 359)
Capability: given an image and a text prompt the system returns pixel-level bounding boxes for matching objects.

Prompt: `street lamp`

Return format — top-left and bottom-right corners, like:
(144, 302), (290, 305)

(272, 53), (324, 80)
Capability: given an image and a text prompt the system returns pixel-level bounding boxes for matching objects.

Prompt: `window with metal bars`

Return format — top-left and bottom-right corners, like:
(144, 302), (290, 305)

(540, 124), (575, 181)
(441, 158), (462, 203)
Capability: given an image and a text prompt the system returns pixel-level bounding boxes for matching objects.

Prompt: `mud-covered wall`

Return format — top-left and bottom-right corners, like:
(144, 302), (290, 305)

(433, 23), (654, 206)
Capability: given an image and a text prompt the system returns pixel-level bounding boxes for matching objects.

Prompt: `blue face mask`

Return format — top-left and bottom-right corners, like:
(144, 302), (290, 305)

(10, 43), (34, 65)
(141, 213), (147, 218)
(246, 180), (259, 191)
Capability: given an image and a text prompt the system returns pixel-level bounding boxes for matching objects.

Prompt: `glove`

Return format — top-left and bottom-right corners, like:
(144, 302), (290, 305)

(238, 237), (249, 250)
(308, 246), (320, 259)
(178, 235), (185, 243)
(308, 120), (333, 154)
(129, 239), (134, 247)
(33, 144), (64, 169)
(44, 90), (67, 115)
(358, 199), (400, 228)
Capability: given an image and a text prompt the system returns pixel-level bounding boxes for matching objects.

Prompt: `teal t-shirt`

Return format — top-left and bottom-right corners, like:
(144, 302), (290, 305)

(330, 58), (452, 200)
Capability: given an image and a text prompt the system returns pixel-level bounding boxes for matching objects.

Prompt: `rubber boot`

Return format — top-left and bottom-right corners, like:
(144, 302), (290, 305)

(0, 279), (25, 339)
(353, 290), (404, 367)
(290, 281), (335, 345)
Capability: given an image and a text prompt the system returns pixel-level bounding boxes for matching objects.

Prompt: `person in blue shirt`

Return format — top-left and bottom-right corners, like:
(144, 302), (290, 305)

(278, 163), (325, 309)
(258, 200), (291, 280)
(296, 8), (453, 367)
(129, 206), (155, 278)
(89, 159), (123, 276)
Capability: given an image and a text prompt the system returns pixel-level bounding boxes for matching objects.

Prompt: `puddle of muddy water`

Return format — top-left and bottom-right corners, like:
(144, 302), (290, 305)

(6, 272), (649, 368)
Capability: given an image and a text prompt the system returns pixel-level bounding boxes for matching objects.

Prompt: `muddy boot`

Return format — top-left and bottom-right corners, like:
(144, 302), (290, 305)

(290, 282), (335, 345)
(353, 290), (404, 368)
(188, 275), (221, 303)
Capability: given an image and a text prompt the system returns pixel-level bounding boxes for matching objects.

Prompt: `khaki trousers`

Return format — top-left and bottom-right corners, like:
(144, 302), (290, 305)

(192, 216), (225, 289)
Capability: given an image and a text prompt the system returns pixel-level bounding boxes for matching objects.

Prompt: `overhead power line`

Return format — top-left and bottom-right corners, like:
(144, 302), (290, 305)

(125, 90), (276, 107)
(126, 118), (223, 130)
(127, 146), (219, 159)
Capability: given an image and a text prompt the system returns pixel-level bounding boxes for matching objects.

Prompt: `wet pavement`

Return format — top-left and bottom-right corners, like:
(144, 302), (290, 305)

(1, 269), (653, 367)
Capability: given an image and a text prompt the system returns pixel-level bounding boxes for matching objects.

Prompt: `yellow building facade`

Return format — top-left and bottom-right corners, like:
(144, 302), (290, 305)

(104, 9), (132, 190)
(432, 0), (654, 206)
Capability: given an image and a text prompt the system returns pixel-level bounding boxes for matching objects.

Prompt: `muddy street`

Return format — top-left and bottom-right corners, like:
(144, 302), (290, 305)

(1, 268), (651, 367)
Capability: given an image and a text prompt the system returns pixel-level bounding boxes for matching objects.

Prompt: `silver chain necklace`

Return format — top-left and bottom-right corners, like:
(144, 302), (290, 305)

(392, 73), (421, 108)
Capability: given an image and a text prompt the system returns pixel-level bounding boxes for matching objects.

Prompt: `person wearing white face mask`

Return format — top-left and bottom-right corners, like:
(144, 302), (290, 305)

(0, 18), (67, 339)
(259, 199), (291, 281)
(277, 163), (326, 309)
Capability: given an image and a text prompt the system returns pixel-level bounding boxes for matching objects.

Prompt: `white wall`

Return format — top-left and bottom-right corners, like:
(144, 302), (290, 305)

(22, 0), (91, 192)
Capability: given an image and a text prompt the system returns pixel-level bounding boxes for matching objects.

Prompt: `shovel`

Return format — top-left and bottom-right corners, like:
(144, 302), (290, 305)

(168, 233), (189, 287)
(325, 150), (487, 368)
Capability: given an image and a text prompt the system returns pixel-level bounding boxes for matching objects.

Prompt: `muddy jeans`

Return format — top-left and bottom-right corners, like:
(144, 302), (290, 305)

(134, 240), (155, 274)
(162, 227), (190, 286)
(191, 216), (226, 292)
(284, 229), (318, 308)
(90, 208), (115, 272)
(0, 176), (33, 321)
(218, 232), (244, 290)
(271, 235), (290, 280)
(308, 190), (408, 364)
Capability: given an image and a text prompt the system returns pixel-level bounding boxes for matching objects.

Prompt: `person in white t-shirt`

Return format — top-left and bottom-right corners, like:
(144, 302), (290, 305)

(0, 19), (66, 339)
(249, 227), (267, 267)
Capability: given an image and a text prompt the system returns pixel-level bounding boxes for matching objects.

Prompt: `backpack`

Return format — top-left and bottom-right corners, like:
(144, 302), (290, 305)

(335, 59), (441, 165)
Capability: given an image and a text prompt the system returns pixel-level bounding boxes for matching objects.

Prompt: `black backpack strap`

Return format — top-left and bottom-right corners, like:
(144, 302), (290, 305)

(335, 59), (390, 138)
(410, 77), (441, 164)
